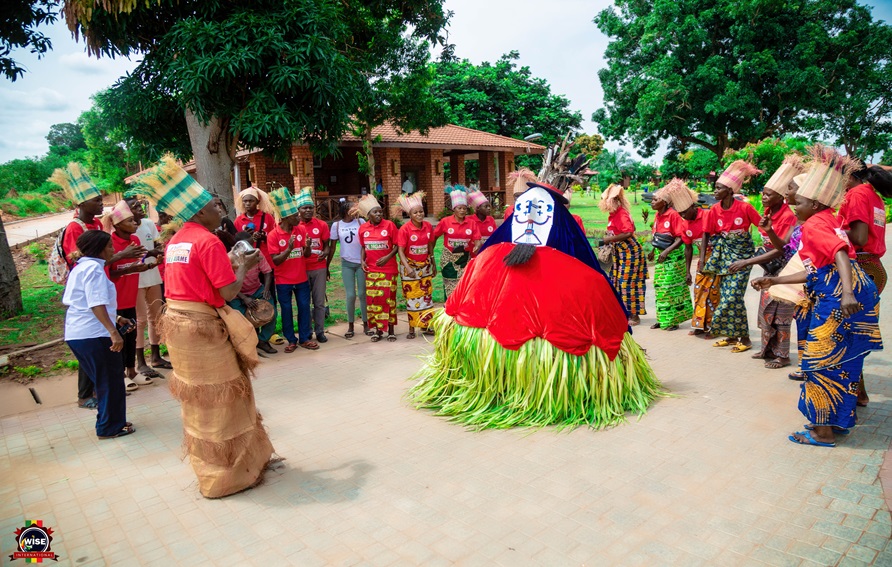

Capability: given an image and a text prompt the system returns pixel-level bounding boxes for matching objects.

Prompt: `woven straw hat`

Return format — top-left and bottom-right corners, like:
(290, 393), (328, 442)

(48, 162), (102, 205)
(659, 178), (699, 211)
(127, 155), (214, 223)
(764, 155), (807, 194)
(797, 145), (857, 209)
(397, 192), (425, 214)
(235, 187), (274, 215)
(351, 194), (381, 219)
(295, 187), (314, 209)
(269, 187), (301, 221)
(466, 189), (489, 209)
(450, 191), (468, 208)
(717, 160), (762, 193)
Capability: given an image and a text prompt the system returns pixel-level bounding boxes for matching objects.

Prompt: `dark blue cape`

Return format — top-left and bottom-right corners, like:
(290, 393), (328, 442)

(481, 201), (631, 320)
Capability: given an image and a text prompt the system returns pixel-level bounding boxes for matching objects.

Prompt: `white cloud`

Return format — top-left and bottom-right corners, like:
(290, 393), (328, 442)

(58, 52), (110, 75)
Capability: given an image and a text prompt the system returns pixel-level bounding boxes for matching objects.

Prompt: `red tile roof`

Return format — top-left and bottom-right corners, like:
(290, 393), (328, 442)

(339, 123), (546, 154)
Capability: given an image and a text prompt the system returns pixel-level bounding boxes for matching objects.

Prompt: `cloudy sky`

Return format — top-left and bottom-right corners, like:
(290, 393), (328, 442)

(1, 0), (890, 164)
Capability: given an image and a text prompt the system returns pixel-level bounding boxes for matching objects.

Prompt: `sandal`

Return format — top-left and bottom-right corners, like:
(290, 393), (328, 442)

(788, 370), (805, 381)
(713, 338), (733, 347)
(138, 367), (162, 379)
(151, 360), (173, 369)
(132, 374), (154, 385)
(124, 377), (139, 392)
(730, 342), (752, 353)
(664, 325), (678, 331)
(688, 329), (705, 336)
(370, 335), (381, 343)
(788, 430), (835, 448)
(406, 332), (416, 340)
(78, 398), (98, 410)
(650, 323), (661, 329)
(386, 334), (397, 342)
(284, 343), (298, 353)
(299, 341), (320, 350)
(99, 425), (135, 439)
(344, 330), (355, 339)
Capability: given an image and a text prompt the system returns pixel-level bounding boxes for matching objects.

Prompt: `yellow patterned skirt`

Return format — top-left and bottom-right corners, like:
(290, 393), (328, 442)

(366, 271), (398, 331)
(400, 259), (435, 329)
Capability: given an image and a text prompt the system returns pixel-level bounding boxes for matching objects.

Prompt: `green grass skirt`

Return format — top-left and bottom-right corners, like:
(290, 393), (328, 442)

(409, 311), (665, 430)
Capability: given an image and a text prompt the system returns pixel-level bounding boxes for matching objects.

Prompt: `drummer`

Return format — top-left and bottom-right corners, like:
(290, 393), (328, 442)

(226, 231), (278, 354)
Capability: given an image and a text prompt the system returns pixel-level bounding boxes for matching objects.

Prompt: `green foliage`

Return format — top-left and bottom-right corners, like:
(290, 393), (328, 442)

(52, 359), (79, 371)
(723, 137), (814, 191)
(47, 123), (87, 151)
(0, 261), (65, 345)
(13, 365), (42, 377)
(430, 51), (583, 170)
(660, 143), (722, 181)
(0, 0), (57, 81)
(570, 134), (605, 161)
(0, 194), (60, 217)
(593, 0), (892, 160)
(436, 207), (452, 220)
(880, 150), (892, 166)
(75, 0), (450, 165)
(590, 149), (654, 188)
(25, 243), (47, 264)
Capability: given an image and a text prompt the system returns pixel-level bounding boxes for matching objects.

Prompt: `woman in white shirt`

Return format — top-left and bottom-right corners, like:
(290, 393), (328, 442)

(327, 199), (370, 338)
(63, 230), (135, 439)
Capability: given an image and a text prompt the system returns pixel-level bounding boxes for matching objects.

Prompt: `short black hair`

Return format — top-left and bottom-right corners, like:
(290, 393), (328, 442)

(76, 230), (111, 259)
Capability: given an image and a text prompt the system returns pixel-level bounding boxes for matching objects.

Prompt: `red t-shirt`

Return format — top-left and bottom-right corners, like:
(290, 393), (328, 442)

(397, 221), (433, 263)
(164, 222), (237, 308)
(433, 216), (480, 252)
(681, 208), (707, 245)
(606, 208), (635, 235)
(109, 232), (141, 309)
(62, 218), (102, 265)
(471, 215), (498, 239)
(838, 183), (887, 257)
(799, 209), (856, 271)
(234, 212), (276, 264)
(359, 220), (399, 274)
(572, 214), (585, 233)
(266, 224), (309, 285)
(708, 199), (761, 234)
(652, 209), (683, 237)
(761, 203), (797, 241)
(241, 254), (272, 296)
(300, 217), (331, 271)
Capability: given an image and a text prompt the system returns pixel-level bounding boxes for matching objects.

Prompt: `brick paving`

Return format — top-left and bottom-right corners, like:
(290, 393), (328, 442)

(1, 275), (891, 565)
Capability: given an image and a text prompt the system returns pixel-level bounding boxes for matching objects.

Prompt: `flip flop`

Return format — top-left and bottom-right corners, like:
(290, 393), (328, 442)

(139, 367), (163, 379)
(99, 425), (135, 439)
(713, 338), (733, 347)
(788, 371), (805, 381)
(284, 343), (298, 353)
(370, 335), (381, 343)
(386, 334), (397, 342)
(78, 398), (98, 410)
(299, 341), (320, 350)
(730, 342), (752, 353)
(804, 424), (850, 435)
(788, 430), (835, 447)
(152, 360), (173, 369)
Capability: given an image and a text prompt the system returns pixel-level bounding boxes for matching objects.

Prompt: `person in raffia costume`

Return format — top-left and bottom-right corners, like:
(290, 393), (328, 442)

(752, 146), (882, 447)
(410, 181), (661, 429)
(129, 155), (274, 498)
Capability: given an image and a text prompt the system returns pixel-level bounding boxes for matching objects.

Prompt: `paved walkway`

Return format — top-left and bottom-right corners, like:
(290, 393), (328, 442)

(2, 269), (891, 565)
(4, 212), (74, 247)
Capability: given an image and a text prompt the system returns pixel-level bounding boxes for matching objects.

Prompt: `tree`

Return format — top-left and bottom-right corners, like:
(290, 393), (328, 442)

(570, 134), (605, 161)
(78, 95), (150, 194)
(723, 136), (813, 191)
(47, 123), (87, 153)
(660, 141), (722, 181)
(1, 0), (57, 81)
(593, 0), (891, 161)
(66, 0), (449, 212)
(591, 149), (637, 187)
(430, 51), (583, 169)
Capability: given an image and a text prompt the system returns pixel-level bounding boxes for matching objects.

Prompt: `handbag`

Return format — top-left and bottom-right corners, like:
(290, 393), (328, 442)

(245, 299), (275, 327)
(597, 244), (613, 264)
(652, 232), (675, 251)
(755, 246), (785, 276)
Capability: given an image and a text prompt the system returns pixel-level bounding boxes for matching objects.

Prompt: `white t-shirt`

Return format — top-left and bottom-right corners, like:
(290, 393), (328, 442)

(63, 257), (117, 340)
(402, 179), (415, 194)
(330, 219), (363, 264)
(134, 218), (163, 288)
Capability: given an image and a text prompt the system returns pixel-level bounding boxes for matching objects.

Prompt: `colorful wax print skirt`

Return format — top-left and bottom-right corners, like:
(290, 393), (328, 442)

(441, 249), (470, 299)
(653, 246), (693, 327)
(703, 232), (754, 337)
(400, 259), (435, 330)
(366, 272), (398, 331)
(610, 237), (647, 317)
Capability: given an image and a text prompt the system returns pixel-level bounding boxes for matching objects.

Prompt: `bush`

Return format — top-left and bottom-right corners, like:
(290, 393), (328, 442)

(52, 359), (79, 371)
(436, 207), (453, 220)
(26, 243), (47, 264)
(14, 365), (42, 377)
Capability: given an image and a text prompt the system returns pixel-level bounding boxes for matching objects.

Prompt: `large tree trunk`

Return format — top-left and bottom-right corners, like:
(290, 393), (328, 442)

(364, 128), (377, 192)
(185, 109), (236, 216)
(0, 217), (24, 318)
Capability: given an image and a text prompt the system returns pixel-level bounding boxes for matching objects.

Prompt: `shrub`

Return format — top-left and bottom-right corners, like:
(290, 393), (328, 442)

(26, 243), (47, 263)
(52, 359), (79, 371)
(14, 365), (42, 377)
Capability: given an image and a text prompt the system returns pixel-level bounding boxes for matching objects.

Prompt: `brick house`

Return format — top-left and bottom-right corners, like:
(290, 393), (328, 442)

(232, 123), (545, 219)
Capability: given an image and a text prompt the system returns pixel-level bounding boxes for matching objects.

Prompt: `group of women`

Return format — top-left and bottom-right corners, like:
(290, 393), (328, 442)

(601, 147), (888, 448)
(326, 189), (494, 341)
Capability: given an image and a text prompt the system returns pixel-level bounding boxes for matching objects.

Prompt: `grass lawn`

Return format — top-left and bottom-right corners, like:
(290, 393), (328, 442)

(567, 191), (656, 236)
(0, 261), (65, 348)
